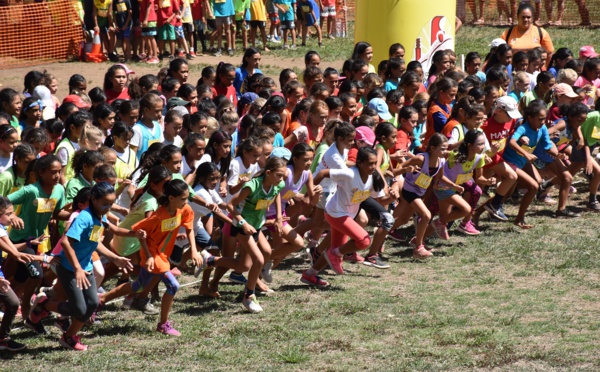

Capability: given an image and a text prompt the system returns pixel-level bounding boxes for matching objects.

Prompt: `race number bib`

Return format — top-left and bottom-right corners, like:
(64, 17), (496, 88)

(350, 190), (370, 204)
(282, 190), (296, 200)
(160, 0), (171, 8)
(36, 198), (57, 213)
(521, 145), (536, 154)
(455, 173), (473, 185)
(161, 215), (181, 232)
(414, 173), (432, 189)
(492, 138), (506, 152)
(116, 1), (127, 12)
(591, 126), (600, 140)
(255, 199), (273, 210)
(556, 137), (570, 146)
(89, 225), (105, 242)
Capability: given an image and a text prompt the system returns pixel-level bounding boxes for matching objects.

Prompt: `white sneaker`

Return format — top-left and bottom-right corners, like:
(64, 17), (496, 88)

(261, 261), (273, 283)
(242, 294), (263, 313)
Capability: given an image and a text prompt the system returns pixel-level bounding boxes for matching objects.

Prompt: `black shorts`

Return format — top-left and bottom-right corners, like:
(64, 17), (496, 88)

(230, 224), (260, 242)
(402, 188), (422, 204)
(207, 19), (217, 31)
(183, 23), (194, 33)
(249, 20), (266, 29)
(570, 141), (593, 163)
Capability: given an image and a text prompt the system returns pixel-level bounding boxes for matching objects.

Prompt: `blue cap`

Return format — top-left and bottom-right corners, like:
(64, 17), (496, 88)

(238, 92), (259, 108)
(270, 147), (292, 161)
(368, 98), (392, 121)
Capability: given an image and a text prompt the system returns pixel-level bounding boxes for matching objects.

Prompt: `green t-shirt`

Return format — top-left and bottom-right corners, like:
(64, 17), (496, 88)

(8, 182), (66, 242)
(0, 167), (25, 197)
(581, 111), (600, 147)
(239, 176), (284, 229)
(310, 143), (329, 174)
(113, 191), (159, 256)
(65, 174), (94, 204)
(9, 115), (19, 131)
(138, 172), (196, 198)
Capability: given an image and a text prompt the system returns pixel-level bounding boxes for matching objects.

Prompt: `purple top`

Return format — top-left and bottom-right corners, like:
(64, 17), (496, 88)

(403, 151), (445, 196)
(267, 164), (309, 216)
(440, 153), (484, 188)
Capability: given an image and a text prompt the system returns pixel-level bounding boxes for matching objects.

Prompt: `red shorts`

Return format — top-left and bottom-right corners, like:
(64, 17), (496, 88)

(269, 13), (280, 24)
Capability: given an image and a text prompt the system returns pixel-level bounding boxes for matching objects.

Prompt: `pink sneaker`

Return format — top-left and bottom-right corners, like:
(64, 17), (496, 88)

(157, 321), (181, 337)
(300, 271), (329, 287)
(324, 248), (344, 275)
(432, 218), (449, 240)
(343, 252), (365, 263)
(29, 293), (49, 324)
(413, 245), (433, 259)
(59, 334), (88, 351)
(170, 267), (182, 277)
(409, 237), (432, 251)
(457, 220), (481, 236)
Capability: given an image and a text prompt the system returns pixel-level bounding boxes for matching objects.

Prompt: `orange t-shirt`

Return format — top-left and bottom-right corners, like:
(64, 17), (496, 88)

(133, 204), (194, 274)
(284, 119), (302, 149)
(281, 108), (293, 138)
(500, 26), (554, 53)
(441, 118), (460, 139)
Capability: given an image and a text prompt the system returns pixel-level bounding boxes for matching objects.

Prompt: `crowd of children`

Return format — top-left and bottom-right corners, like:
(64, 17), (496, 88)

(1, 33), (600, 352)
(80, 0), (340, 63)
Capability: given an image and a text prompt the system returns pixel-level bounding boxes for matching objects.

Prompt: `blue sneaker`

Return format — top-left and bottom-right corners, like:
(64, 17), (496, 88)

(229, 272), (248, 284)
(484, 204), (508, 221)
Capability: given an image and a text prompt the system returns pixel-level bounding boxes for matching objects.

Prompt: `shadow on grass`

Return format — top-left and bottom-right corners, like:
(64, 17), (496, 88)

(0, 344), (58, 358)
(90, 323), (140, 337)
(277, 284), (344, 292)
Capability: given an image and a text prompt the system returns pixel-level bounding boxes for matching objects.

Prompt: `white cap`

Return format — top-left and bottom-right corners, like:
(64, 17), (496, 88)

(489, 38), (507, 48)
(496, 96), (522, 119)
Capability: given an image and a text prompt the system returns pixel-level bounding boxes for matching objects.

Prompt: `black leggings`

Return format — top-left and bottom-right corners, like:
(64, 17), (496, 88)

(0, 286), (19, 339)
(56, 265), (99, 323)
(359, 197), (394, 232)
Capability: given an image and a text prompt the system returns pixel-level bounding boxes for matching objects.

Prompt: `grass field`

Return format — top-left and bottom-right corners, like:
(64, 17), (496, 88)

(4, 26), (600, 370)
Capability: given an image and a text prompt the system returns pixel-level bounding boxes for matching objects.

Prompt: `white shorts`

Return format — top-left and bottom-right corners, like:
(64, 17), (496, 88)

(321, 6), (336, 17)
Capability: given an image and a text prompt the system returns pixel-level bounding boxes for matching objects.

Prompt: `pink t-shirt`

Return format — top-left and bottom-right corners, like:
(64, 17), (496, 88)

(52, 211), (81, 255)
(321, 0), (335, 6)
(574, 76), (600, 106)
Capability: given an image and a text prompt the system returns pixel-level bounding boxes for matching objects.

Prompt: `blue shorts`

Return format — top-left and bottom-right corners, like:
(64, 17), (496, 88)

(142, 21), (157, 36)
(434, 188), (456, 201)
(116, 27), (131, 40)
(132, 267), (179, 296)
(175, 25), (185, 39)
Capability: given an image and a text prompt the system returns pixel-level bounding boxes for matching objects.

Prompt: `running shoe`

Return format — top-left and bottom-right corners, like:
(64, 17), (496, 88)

(324, 248), (344, 275)
(59, 334), (87, 351)
(242, 294), (263, 313)
(387, 229), (407, 242)
(555, 208), (581, 218)
(457, 220), (481, 236)
(432, 218), (450, 240)
(484, 204), (509, 221)
(300, 271), (329, 287)
(588, 200), (600, 212)
(229, 272), (248, 284)
(24, 318), (47, 335)
(157, 321), (181, 337)
(362, 254), (390, 269)
(261, 260), (274, 283)
(0, 337), (25, 351)
(29, 293), (49, 324)
(343, 252), (364, 263)
(131, 298), (159, 315)
(54, 316), (71, 333)
(413, 245), (433, 259)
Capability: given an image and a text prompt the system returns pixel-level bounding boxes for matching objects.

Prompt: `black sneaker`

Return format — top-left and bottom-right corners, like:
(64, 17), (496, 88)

(555, 208), (581, 218)
(54, 317), (71, 332)
(588, 200), (600, 212)
(484, 203), (509, 221)
(25, 318), (48, 335)
(0, 337), (26, 351)
(362, 254), (390, 269)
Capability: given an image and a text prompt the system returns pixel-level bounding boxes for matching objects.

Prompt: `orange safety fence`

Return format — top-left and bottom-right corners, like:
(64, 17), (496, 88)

(0, 0), (84, 70)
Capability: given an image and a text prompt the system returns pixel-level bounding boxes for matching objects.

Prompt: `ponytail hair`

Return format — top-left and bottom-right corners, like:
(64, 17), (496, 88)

(158, 179), (189, 206)
(427, 77), (458, 109)
(456, 130), (484, 164)
(71, 149), (104, 176)
(356, 147), (384, 192)
(129, 74), (159, 100)
(426, 133), (448, 153)
(132, 165), (171, 205)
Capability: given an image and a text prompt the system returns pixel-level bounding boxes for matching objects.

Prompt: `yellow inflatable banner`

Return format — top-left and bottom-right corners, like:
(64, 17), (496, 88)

(355, 0), (456, 78)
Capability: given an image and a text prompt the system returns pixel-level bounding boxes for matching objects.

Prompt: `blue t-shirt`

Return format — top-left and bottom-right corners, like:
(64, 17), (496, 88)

(234, 67), (263, 96)
(274, 132), (284, 147)
(384, 80), (398, 92)
(60, 208), (107, 273)
(273, 0), (295, 21)
(410, 122), (425, 152)
(213, 0), (235, 17)
(502, 122), (553, 169)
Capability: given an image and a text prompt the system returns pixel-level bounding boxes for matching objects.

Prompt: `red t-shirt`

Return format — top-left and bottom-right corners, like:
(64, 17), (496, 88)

(391, 128), (411, 167)
(190, 0), (204, 20)
(348, 147), (358, 163)
(481, 115), (518, 166)
(157, 0), (174, 24)
(105, 87), (130, 104)
(171, 0), (181, 26)
(546, 103), (562, 125)
(212, 84), (238, 106)
(140, 0), (157, 22)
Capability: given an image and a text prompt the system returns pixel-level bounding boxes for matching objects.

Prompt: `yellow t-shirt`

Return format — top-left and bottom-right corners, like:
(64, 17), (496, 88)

(94, 0), (112, 18)
(249, 0), (266, 21)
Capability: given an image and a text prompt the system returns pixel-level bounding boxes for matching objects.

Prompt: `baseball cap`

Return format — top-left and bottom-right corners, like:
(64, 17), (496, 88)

(553, 83), (578, 98)
(167, 97), (189, 111)
(116, 63), (135, 75)
(579, 46), (599, 59)
(368, 98), (392, 121)
(489, 38), (507, 48)
(63, 94), (91, 109)
(354, 126), (375, 146)
(238, 92), (258, 108)
(270, 147), (292, 161)
(496, 96), (522, 119)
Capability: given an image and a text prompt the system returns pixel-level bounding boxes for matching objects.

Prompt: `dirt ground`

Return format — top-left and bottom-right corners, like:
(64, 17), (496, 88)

(0, 53), (331, 101)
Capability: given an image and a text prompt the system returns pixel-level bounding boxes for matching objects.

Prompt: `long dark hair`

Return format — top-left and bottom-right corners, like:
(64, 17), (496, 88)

(132, 165), (171, 205)
(158, 179), (189, 206)
(456, 130), (484, 163)
(103, 65), (128, 91)
(192, 161), (220, 189)
(241, 47), (261, 68)
(356, 147), (384, 192)
(205, 130), (232, 177)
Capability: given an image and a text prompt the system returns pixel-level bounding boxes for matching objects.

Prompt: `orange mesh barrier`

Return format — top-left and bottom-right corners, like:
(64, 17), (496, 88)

(0, 0), (84, 70)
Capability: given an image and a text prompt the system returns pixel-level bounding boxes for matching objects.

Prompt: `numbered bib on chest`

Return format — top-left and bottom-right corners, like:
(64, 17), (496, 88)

(591, 126), (600, 140)
(160, 0), (171, 8)
(282, 189), (296, 200)
(215, 0), (225, 3)
(455, 172), (472, 185)
(117, 1), (127, 12)
(255, 199), (273, 210)
(521, 144), (536, 154)
(238, 173), (250, 183)
(414, 173), (432, 189)
(36, 198), (57, 213)
(351, 189), (370, 204)
(492, 138), (507, 152)
(161, 215), (181, 232)
(89, 225), (105, 242)
(556, 136), (569, 146)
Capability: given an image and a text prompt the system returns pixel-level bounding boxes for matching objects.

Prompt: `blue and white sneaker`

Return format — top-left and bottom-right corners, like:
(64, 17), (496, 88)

(229, 272), (248, 284)
(484, 204), (508, 221)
